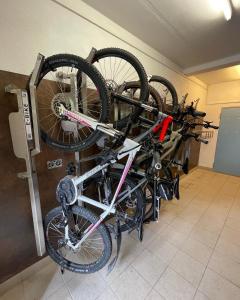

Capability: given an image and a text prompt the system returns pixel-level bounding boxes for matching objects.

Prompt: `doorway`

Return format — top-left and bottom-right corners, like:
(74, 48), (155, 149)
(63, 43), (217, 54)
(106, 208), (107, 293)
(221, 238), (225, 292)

(214, 107), (240, 176)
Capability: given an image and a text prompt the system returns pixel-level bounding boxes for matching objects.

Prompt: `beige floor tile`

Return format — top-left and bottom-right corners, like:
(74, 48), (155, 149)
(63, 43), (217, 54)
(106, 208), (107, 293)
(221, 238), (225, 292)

(22, 264), (64, 300)
(199, 268), (240, 300)
(215, 236), (240, 263)
(130, 221), (168, 248)
(221, 181), (240, 197)
(196, 217), (224, 234)
(20, 257), (53, 281)
(155, 268), (196, 300)
(170, 250), (205, 287)
(206, 205), (230, 219)
(170, 217), (194, 235)
(0, 283), (25, 300)
(96, 287), (118, 300)
(181, 237), (213, 266)
(225, 216), (240, 232)
(67, 272), (107, 300)
(190, 199), (210, 210)
(179, 210), (203, 225)
(227, 207), (240, 220)
(131, 249), (167, 285)
(0, 273), (22, 297)
(189, 226), (219, 248)
(99, 234), (144, 284)
(145, 289), (165, 300)
(158, 210), (177, 224)
(157, 225), (189, 248)
(208, 250), (240, 287)
(220, 226), (240, 247)
(110, 266), (151, 300)
(194, 290), (210, 300)
(144, 219), (168, 235)
(43, 285), (72, 300)
(62, 270), (77, 284)
(147, 237), (178, 264)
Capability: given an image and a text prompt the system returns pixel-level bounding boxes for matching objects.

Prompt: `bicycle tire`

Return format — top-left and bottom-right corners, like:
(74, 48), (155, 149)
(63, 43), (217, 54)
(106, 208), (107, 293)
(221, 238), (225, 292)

(35, 54), (109, 152)
(44, 206), (112, 273)
(83, 171), (145, 232)
(149, 75), (178, 114)
(91, 48), (149, 129)
(124, 81), (163, 112)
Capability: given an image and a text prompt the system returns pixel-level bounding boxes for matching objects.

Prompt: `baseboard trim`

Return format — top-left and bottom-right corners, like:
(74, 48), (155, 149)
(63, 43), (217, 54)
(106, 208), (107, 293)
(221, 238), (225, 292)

(0, 256), (51, 296)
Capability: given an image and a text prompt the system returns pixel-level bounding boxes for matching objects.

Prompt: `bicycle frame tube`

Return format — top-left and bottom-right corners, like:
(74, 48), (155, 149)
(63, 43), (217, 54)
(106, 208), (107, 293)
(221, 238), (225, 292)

(66, 146), (139, 250)
(57, 104), (168, 249)
(160, 130), (182, 161)
(58, 107), (142, 249)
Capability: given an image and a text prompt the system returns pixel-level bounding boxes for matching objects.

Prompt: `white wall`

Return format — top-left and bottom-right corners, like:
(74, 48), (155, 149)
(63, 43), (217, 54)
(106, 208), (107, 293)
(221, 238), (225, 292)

(0, 0), (207, 107)
(199, 80), (240, 168)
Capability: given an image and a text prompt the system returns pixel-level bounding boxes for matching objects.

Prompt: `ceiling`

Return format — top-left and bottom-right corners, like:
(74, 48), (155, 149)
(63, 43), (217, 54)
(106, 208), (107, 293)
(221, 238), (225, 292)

(195, 64), (240, 84)
(83, 0), (240, 73)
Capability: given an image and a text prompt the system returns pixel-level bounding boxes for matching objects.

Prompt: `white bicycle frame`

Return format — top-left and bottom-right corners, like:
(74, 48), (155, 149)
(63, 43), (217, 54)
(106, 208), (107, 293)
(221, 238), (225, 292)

(58, 104), (145, 249)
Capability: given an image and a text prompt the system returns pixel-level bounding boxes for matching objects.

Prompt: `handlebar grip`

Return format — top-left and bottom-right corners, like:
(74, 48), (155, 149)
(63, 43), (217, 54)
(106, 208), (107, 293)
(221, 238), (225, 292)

(197, 137), (208, 144)
(210, 125), (219, 129)
(141, 103), (159, 116)
(192, 110), (206, 118)
(152, 107), (159, 116)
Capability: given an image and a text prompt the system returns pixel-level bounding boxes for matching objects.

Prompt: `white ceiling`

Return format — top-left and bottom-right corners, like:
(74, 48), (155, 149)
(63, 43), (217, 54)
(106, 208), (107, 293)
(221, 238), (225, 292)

(195, 65), (240, 84)
(83, 0), (240, 73)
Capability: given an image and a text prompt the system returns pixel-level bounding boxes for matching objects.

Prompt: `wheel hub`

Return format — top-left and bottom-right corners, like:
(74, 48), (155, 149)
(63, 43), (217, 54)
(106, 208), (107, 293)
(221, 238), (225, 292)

(105, 79), (118, 92)
(51, 93), (74, 117)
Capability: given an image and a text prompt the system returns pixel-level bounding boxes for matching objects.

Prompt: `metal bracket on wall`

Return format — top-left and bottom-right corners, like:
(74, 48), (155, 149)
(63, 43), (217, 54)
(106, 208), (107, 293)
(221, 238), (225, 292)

(5, 54), (46, 256)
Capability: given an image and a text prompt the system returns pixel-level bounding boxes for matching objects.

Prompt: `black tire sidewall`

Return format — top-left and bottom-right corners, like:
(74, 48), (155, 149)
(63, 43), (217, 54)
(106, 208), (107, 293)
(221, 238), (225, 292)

(44, 205), (112, 273)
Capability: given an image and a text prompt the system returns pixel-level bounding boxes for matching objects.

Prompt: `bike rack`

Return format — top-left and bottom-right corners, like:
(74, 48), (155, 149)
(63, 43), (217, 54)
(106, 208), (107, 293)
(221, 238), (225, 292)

(5, 54), (46, 256)
(5, 49), (100, 256)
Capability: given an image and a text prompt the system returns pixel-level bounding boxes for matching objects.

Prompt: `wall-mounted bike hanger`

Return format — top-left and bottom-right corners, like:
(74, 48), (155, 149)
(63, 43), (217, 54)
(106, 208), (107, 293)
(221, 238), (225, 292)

(5, 54), (46, 256)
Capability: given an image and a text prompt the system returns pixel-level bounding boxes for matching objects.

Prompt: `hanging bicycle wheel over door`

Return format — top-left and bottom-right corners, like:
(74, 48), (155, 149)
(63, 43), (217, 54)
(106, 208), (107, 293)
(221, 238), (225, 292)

(91, 48), (149, 129)
(35, 54), (110, 152)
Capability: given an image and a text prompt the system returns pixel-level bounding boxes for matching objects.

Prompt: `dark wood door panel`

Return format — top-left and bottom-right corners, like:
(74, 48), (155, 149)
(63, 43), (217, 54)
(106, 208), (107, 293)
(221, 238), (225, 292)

(0, 70), (74, 283)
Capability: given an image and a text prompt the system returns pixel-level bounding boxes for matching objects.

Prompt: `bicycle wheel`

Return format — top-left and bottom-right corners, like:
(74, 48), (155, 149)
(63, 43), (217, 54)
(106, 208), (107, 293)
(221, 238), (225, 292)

(122, 81), (163, 137)
(44, 206), (112, 273)
(83, 171), (145, 232)
(91, 48), (149, 129)
(149, 75), (178, 114)
(124, 81), (163, 114)
(35, 54), (109, 151)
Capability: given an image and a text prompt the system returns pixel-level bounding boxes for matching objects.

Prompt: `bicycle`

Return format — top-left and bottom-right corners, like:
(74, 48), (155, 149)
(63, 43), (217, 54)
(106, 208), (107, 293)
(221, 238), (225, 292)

(112, 100), (219, 223)
(44, 99), (172, 274)
(34, 48), (149, 152)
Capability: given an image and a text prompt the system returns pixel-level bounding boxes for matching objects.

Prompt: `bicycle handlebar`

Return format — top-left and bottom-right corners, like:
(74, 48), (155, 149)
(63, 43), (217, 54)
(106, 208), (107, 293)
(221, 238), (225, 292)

(184, 132), (208, 144)
(191, 110), (206, 118)
(196, 136), (208, 144)
(204, 123), (219, 129)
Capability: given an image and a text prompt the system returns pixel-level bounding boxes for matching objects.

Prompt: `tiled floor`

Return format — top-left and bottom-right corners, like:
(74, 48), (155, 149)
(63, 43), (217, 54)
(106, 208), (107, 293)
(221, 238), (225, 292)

(1, 168), (240, 300)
